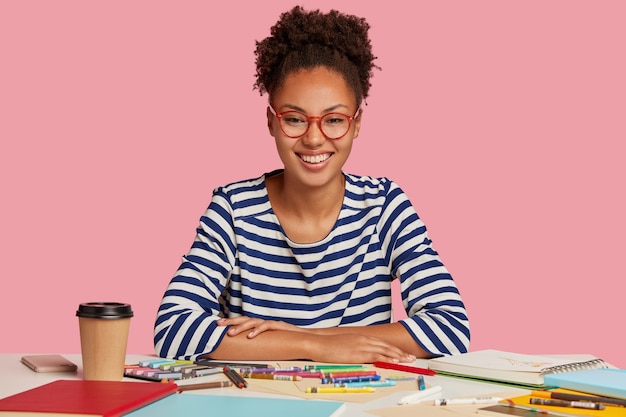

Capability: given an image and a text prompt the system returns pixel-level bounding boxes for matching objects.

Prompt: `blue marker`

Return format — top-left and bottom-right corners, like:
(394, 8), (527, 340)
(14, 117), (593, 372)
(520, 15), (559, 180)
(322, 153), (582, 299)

(418, 375), (426, 390)
(322, 375), (381, 384)
(336, 379), (397, 388)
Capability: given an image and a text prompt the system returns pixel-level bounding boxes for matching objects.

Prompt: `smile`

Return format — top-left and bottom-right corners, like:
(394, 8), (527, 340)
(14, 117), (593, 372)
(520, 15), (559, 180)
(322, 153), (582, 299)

(299, 153), (331, 164)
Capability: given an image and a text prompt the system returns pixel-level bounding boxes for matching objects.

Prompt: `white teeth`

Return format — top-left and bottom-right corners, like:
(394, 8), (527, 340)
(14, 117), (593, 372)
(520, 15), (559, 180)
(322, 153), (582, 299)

(300, 153), (331, 164)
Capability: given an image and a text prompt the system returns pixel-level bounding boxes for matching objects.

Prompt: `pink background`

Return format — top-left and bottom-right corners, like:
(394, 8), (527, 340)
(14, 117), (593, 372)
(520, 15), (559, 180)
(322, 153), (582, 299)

(1, 1), (624, 367)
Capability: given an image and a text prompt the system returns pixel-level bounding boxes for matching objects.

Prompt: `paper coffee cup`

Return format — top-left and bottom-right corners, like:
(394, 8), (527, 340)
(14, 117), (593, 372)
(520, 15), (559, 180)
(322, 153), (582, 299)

(76, 302), (133, 381)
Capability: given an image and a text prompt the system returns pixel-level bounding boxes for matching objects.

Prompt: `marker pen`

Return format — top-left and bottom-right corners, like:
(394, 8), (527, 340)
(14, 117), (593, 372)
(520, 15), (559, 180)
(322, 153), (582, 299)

(529, 398), (605, 410)
(434, 397), (503, 406)
(336, 380), (396, 388)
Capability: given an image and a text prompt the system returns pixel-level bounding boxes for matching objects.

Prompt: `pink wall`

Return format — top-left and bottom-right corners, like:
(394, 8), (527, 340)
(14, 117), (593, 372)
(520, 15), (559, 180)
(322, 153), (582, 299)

(1, 1), (624, 367)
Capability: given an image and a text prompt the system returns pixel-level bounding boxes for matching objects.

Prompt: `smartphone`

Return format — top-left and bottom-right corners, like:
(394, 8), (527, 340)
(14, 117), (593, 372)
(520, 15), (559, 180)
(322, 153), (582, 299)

(21, 354), (78, 373)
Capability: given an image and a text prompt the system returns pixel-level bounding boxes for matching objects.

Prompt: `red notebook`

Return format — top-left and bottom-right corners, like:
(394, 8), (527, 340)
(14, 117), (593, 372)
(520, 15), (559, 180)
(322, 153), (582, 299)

(0, 379), (178, 416)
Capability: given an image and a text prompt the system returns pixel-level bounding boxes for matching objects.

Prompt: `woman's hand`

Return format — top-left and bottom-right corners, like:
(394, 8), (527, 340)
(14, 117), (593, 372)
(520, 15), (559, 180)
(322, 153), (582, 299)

(307, 333), (416, 364)
(217, 316), (304, 338)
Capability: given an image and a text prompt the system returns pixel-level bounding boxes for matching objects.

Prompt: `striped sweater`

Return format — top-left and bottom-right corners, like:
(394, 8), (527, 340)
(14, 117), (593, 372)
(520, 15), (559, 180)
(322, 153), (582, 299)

(154, 171), (470, 359)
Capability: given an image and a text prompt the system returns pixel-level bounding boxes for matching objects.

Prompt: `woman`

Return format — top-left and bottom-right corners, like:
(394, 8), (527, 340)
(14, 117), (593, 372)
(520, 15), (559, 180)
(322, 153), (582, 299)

(154, 6), (470, 363)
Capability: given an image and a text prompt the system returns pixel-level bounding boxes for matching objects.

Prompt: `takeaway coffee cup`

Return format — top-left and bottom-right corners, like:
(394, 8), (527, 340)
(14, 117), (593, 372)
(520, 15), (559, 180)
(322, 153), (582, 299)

(76, 302), (133, 380)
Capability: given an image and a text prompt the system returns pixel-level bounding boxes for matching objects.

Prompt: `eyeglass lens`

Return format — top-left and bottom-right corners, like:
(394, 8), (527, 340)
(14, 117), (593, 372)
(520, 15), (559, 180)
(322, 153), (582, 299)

(279, 111), (351, 139)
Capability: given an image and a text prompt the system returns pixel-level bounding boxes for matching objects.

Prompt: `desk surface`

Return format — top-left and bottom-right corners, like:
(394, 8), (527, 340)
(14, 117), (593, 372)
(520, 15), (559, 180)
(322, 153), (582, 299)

(0, 353), (527, 417)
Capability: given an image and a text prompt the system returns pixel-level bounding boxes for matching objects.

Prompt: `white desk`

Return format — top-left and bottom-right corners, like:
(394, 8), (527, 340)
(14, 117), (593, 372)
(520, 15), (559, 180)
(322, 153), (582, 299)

(0, 354), (527, 417)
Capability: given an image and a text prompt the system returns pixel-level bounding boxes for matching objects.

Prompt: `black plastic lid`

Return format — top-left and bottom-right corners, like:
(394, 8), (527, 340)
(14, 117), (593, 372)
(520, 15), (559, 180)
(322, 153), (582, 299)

(76, 302), (134, 319)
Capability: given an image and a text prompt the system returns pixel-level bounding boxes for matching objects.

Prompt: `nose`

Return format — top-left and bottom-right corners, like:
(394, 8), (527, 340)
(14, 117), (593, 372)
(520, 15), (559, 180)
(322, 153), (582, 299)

(300, 119), (326, 147)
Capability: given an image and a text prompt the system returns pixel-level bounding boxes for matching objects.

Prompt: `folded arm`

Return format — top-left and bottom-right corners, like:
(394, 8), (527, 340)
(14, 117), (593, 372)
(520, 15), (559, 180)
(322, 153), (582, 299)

(209, 317), (422, 363)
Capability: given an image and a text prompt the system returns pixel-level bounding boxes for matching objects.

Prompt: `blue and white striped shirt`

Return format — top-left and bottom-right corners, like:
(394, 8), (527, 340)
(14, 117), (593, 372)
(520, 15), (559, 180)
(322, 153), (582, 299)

(154, 171), (470, 359)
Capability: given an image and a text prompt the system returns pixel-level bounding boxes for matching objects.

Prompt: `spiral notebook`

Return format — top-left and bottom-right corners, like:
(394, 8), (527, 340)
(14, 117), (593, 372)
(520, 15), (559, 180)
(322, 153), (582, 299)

(428, 350), (611, 388)
(544, 369), (626, 399)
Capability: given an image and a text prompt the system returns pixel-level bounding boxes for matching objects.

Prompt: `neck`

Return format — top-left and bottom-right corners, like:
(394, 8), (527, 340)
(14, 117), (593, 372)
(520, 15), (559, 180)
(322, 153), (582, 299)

(272, 171), (345, 219)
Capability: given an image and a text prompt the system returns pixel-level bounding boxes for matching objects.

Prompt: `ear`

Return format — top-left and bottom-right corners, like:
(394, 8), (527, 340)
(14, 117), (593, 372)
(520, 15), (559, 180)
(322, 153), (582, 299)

(352, 108), (363, 139)
(267, 106), (276, 137)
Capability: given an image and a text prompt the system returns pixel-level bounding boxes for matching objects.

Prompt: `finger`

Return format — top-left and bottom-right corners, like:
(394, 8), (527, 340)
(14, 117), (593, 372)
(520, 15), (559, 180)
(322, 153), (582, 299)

(228, 319), (266, 336)
(247, 320), (279, 338)
(351, 339), (414, 363)
(373, 348), (416, 363)
(217, 316), (259, 335)
(218, 316), (251, 325)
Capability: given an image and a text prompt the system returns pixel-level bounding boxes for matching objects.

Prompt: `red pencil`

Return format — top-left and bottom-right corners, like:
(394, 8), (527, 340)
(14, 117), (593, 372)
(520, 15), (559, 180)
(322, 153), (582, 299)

(373, 361), (437, 376)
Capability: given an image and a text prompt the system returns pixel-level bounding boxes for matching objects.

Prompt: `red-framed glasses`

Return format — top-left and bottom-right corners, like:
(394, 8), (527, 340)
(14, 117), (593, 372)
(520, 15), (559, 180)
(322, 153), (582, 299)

(269, 105), (360, 140)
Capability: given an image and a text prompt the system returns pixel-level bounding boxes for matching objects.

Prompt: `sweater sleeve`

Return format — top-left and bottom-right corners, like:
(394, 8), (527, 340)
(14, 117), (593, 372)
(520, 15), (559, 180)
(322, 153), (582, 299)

(380, 180), (470, 355)
(153, 188), (237, 360)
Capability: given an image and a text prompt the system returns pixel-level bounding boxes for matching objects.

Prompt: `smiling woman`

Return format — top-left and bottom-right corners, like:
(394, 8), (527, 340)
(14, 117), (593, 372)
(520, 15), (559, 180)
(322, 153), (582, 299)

(153, 5), (470, 364)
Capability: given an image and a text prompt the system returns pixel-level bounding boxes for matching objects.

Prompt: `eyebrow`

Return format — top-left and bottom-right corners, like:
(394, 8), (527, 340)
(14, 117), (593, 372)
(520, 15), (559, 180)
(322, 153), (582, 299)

(279, 103), (351, 114)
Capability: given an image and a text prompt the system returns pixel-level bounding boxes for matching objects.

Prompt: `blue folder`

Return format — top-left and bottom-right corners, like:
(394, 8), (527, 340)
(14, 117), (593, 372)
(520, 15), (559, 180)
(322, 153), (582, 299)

(543, 368), (626, 399)
(125, 393), (346, 417)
